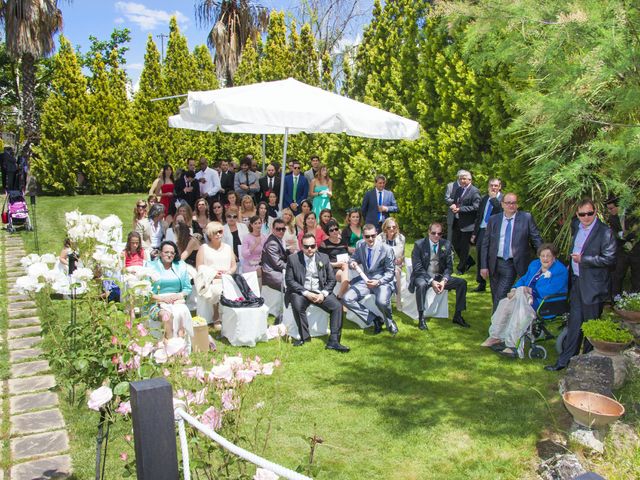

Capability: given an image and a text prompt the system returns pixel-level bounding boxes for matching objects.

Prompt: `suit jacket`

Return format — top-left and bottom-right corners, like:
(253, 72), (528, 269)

(408, 238), (454, 292)
(452, 184), (481, 232)
(481, 211), (543, 277)
(219, 170), (235, 194)
(283, 174), (309, 209)
(174, 174), (200, 208)
(261, 234), (289, 290)
(258, 175), (282, 203)
(284, 251), (336, 306)
(350, 241), (396, 289)
(570, 218), (617, 304)
(361, 188), (399, 225)
(473, 193), (503, 236)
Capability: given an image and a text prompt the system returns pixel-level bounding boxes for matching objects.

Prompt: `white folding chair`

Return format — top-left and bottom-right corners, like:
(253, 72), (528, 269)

(220, 272), (269, 347)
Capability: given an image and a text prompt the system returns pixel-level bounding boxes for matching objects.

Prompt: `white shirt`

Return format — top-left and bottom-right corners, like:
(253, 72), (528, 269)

(497, 213), (516, 259)
(195, 167), (221, 197)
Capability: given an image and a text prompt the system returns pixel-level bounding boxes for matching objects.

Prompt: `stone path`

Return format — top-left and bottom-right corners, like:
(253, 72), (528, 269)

(3, 235), (71, 479)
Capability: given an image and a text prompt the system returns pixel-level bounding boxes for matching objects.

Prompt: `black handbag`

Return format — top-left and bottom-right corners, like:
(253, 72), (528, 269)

(220, 273), (265, 308)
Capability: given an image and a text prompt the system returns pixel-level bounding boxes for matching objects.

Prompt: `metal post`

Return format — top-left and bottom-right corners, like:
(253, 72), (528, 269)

(262, 134), (266, 174)
(30, 195), (39, 253)
(130, 379), (179, 480)
(278, 128), (289, 211)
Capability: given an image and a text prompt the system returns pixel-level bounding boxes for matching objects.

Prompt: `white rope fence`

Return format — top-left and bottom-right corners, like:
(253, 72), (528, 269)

(175, 408), (312, 480)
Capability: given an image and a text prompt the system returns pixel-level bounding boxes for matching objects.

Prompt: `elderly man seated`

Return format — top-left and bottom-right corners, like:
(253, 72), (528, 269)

(481, 243), (568, 357)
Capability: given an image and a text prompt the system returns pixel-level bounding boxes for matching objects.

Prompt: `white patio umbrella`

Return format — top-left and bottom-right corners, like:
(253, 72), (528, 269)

(168, 77), (420, 209)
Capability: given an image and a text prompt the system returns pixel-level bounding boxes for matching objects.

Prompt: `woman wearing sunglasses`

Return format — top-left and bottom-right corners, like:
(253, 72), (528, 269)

(320, 219), (350, 298)
(376, 217), (406, 309)
(222, 206), (249, 262)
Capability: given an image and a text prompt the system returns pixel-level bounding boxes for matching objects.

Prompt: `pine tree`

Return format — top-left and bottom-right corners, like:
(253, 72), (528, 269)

(297, 24), (319, 86)
(192, 45), (219, 91)
(261, 12), (290, 81)
(233, 40), (261, 86)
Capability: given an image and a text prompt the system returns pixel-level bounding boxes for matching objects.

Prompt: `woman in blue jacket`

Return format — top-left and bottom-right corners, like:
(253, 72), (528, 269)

(482, 243), (568, 356)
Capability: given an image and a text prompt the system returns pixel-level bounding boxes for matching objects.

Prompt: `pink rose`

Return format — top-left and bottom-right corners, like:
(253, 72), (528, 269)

(111, 335), (118, 345)
(194, 388), (207, 405)
(87, 386), (113, 411)
(261, 362), (274, 376)
(210, 364), (233, 383)
(120, 452), (128, 462)
(137, 323), (148, 336)
(154, 348), (168, 364)
(221, 389), (236, 411)
(201, 406), (222, 431)
(235, 369), (257, 384)
(165, 337), (186, 357)
(184, 366), (205, 383)
(223, 355), (244, 369)
(115, 401), (131, 415)
(124, 434), (132, 442)
(140, 342), (154, 357)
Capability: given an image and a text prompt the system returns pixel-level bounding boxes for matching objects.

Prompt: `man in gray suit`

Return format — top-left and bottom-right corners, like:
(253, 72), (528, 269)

(450, 170), (481, 274)
(545, 199), (616, 371)
(342, 224), (398, 335)
(261, 219), (289, 292)
(481, 192), (543, 311)
(444, 173), (462, 242)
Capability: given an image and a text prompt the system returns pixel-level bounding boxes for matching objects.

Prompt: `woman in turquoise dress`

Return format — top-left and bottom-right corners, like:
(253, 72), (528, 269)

(310, 165), (332, 217)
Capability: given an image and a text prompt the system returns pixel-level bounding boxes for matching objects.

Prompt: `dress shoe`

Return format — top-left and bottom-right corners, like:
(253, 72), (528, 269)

(387, 319), (399, 336)
(452, 314), (470, 328)
(472, 285), (486, 293)
(456, 268), (465, 275)
(544, 363), (566, 372)
(325, 342), (350, 353)
(292, 339), (308, 347)
(372, 317), (383, 335)
(418, 318), (428, 330)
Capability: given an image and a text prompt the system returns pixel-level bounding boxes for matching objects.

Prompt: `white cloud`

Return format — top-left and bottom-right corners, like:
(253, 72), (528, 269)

(127, 63), (144, 71)
(114, 17), (125, 24)
(332, 34), (362, 55)
(114, 2), (188, 31)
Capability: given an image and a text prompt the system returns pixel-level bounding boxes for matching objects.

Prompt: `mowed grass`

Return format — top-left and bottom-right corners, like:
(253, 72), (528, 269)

(16, 194), (575, 479)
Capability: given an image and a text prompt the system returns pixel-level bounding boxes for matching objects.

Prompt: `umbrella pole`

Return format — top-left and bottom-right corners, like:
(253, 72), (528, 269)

(278, 128), (289, 212)
(262, 134), (266, 174)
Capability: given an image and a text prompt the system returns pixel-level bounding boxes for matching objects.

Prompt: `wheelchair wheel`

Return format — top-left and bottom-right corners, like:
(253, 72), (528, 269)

(528, 345), (547, 360)
(555, 327), (567, 354)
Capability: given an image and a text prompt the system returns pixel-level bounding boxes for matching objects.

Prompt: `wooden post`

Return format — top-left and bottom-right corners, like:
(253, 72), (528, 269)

(130, 378), (179, 480)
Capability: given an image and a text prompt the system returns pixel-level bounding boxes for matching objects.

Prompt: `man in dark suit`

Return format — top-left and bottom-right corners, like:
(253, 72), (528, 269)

(546, 199), (617, 371)
(361, 175), (399, 231)
(409, 222), (469, 329)
(444, 173), (461, 242)
(219, 159), (235, 200)
(606, 197), (639, 296)
(342, 224), (398, 335)
(174, 158), (199, 209)
(471, 178), (503, 292)
(285, 233), (349, 352)
(450, 170), (481, 274)
(282, 159), (309, 215)
(481, 192), (543, 311)
(259, 163), (281, 203)
(262, 219), (289, 291)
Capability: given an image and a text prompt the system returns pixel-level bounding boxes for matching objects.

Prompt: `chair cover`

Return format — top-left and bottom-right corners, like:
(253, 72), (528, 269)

(400, 258), (449, 320)
(261, 285), (283, 317)
(220, 272), (269, 346)
(282, 304), (330, 340)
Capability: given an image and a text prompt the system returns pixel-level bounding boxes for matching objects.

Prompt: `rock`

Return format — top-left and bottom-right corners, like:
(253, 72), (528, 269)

(538, 453), (586, 480)
(607, 421), (640, 456)
(559, 355), (614, 398)
(584, 351), (628, 389)
(536, 437), (568, 460)
(569, 424), (605, 454)
(623, 346), (640, 372)
(621, 320), (640, 342)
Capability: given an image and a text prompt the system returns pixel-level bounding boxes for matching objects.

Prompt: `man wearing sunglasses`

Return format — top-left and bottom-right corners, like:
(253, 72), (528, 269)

(409, 222), (469, 329)
(283, 159), (309, 215)
(262, 219), (290, 304)
(343, 224), (398, 335)
(284, 234), (349, 352)
(546, 199), (616, 371)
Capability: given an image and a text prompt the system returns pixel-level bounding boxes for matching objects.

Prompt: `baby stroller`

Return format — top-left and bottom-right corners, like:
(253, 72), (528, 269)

(3, 190), (32, 233)
(517, 293), (569, 359)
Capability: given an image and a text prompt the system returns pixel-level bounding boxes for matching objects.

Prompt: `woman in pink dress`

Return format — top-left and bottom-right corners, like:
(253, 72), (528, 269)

(156, 164), (175, 220)
(123, 231), (145, 268)
(240, 215), (267, 284)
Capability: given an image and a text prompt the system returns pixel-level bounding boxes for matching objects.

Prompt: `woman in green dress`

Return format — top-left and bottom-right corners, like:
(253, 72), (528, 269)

(342, 208), (363, 254)
(310, 165), (332, 218)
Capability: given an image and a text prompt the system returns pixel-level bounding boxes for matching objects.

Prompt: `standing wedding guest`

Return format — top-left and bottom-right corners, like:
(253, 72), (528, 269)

(376, 217), (406, 310)
(444, 172), (462, 242)
(219, 159), (235, 198)
(471, 178), (503, 292)
(320, 220), (350, 298)
(283, 159), (309, 215)
(234, 157), (260, 200)
(222, 206), (249, 261)
(310, 165), (332, 217)
(195, 157), (221, 208)
(545, 199), (616, 371)
(361, 175), (398, 231)
(449, 169), (481, 274)
(342, 208), (363, 254)
(606, 196), (639, 296)
(174, 158), (200, 209)
(304, 155), (321, 186)
(259, 163), (281, 203)
(156, 164), (176, 220)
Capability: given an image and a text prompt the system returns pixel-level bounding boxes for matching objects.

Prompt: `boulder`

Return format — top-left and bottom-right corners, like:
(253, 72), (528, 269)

(538, 453), (586, 480)
(584, 351), (628, 389)
(607, 421), (640, 457)
(623, 346), (640, 372)
(559, 355), (614, 398)
(569, 423), (605, 454)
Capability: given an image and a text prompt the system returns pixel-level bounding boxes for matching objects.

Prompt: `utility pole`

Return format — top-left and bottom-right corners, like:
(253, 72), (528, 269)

(156, 33), (169, 61)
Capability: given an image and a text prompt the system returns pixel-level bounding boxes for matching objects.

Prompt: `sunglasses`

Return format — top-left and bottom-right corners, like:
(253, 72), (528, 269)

(213, 229), (223, 235)
(213, 205), (222, 209)
(577, 211), (595, 217)
(302, 244), (317, 249)
(275, 227), (286, 232)
(293, 166), (301, 170)
(430, 231), (443, 236)
(226, 214), (238, 219)
(137, 205), (147, 209)
(329, 228), (339, 232)
(364, 234), (377, 239)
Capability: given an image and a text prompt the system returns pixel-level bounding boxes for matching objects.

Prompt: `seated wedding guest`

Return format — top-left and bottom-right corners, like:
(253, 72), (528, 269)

(147, 241), (193, 340)
(132, 199), (148, 232)
(342, 208), (363, 254)
(318, 208), (333, 234)
(257, 201), (271, 235)
(123, 231), (145, 268)
(225, 191), (238, 209)
(409, 222), (468, 330)
(285, 233), (350, 352)
(267, 192), (279, 219)
(176, 222), (202, 268)
(298, 212), (328, 249)
(147, 194), (158, 206)
(222, 206), (249, 261)
(165, 211), (191, 243)
(240, 194), (257, 224)
(175, 202), (196, 233)
(55, 238), (73, 274)
(481, 243), (568, 357)
(320, 220), (350, 298)
(210, 200), (226, 226)
(343, 224), (398, 335)
(295, 200), (313, 231)
(376, 217), (406, 310)
(241, 216), (267, 281)
(193, 198), (210, 237)
(141, 203), (165, 259)
(195, 221), (237, 325)
(281, 208), (299, 253)
(261, 219), (290, 322)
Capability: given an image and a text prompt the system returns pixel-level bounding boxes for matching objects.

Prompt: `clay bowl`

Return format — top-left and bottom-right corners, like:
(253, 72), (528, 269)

(588, 338), (631, 356)
(614, 308), (640, 324)
(562, 391), (625, 428)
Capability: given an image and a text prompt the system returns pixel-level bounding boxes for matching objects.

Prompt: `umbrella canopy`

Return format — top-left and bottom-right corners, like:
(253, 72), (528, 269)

(168, 78), (420, 140)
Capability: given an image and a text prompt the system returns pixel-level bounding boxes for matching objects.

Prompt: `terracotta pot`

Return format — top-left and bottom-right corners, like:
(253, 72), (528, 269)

(562, 391), (625, 428)
(614, 308), (640, 324)
(587, 337), (630, 356)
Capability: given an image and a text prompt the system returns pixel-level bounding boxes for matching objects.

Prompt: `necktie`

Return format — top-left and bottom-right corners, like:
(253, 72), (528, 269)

(483, 200), (493, 224)
(245, 172), (249, 186)
(293, 176), (298, 201)
(367, 248), (372, 269)
(378, 190), (383, 221)
(503, 218), (513, 259)
(433, 243), (437, 255)
(269, 178), (273, 190)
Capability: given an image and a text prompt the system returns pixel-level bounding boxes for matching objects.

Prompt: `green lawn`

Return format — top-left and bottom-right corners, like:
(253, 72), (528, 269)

(13, 194), (596, 479)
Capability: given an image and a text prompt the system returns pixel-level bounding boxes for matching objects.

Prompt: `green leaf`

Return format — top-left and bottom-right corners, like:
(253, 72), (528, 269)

(113, 381), (130, 396)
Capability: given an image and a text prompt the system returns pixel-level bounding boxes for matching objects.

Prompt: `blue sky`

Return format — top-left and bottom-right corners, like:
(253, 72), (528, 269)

(57, 1), (373, 88)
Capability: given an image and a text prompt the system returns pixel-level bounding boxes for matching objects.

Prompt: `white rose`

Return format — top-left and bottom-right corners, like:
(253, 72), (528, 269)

(87, 386), (113, 411)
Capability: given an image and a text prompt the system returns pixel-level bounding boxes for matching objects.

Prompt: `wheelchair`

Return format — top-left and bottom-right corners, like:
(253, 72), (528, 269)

(517, 293), (569, 360)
